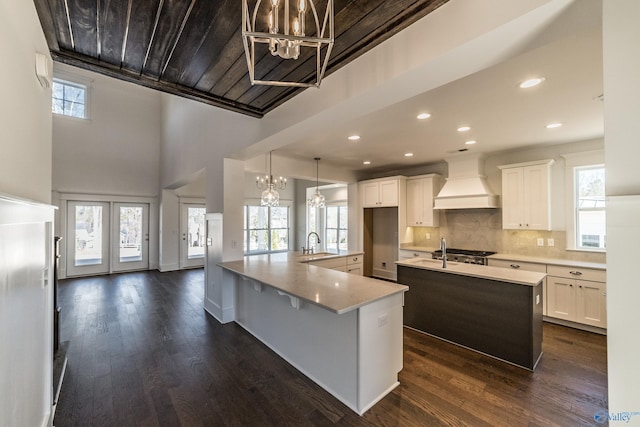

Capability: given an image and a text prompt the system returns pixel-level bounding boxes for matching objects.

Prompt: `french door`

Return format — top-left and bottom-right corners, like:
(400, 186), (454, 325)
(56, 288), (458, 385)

(180, 203), (206, 269)
(66, 201), (110, 276)
(66, 201), (149, 276)
(112, 203), (149, 272)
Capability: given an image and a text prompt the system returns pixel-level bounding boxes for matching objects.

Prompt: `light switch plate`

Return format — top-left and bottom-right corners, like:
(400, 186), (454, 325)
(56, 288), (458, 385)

(547, 238), (555, 247)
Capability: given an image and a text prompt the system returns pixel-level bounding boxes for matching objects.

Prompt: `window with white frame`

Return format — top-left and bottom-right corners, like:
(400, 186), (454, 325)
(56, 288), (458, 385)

(244, 205), (290, 254)
(325, 205), (348, 252)
(52, 78), (87, 119)
(563, 150), (606, 252)
(574, 165), (606, 250)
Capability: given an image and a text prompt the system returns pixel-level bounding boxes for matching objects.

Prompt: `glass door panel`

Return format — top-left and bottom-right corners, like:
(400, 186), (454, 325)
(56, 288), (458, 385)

(66, 201), (110, 276)
(113, 203), (149, 272)
(180, 203), (206, 268)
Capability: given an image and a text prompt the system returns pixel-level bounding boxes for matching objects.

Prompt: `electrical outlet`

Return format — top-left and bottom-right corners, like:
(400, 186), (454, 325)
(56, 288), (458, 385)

(378, 314), (388, 327)
(547, 238), (555, 247)
(426, 232), (431, 240)
(231, 240), (237, 248)
(537, 238), (544, 246)
(382, 261), (387, 268)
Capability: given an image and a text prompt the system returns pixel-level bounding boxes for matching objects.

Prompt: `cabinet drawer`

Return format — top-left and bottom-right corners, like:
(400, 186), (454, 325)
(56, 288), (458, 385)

(346, 263), (363, 275)
(488, 259), (546, 273)
(347, 255), (363, 266)
(309, 257), (346, 270)
(547, 265), (606, 282)
(399, 249), (431, 260)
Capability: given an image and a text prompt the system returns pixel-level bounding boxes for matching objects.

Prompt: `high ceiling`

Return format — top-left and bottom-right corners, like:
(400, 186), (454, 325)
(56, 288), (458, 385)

(33, 0), (448, 118)
(268, 0), (604, 176)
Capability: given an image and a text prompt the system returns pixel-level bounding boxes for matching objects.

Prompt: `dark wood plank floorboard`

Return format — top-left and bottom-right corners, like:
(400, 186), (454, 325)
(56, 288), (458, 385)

(54, 270), (608, 426)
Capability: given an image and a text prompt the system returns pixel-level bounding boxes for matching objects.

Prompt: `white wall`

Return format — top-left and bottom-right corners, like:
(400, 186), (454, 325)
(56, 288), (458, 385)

(51, 63), (162, 272)
(0, 1), (52, 204)
(0, 1), (54, 426)
(603, 0), (640, 418)
(52, 63), (161, 196)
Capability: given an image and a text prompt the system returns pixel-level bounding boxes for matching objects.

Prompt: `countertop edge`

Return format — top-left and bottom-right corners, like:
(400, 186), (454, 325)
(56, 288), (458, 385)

(396, 259), (545, 286)
(219, 253), (408, 314)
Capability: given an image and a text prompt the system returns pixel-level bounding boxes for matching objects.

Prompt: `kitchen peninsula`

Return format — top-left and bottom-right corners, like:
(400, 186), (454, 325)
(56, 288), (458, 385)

(219, 252), (408, 415)
(397, 258), (546, 370)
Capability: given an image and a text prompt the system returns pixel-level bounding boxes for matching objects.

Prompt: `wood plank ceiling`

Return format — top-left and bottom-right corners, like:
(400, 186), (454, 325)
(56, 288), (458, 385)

(33, 0), (448, 118)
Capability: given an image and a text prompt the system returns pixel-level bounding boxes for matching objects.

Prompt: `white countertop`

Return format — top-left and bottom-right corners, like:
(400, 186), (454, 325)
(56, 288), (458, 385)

(396, 257), (546, 286)
(219, 252), (407, 314)
(488, 253), (606, 270)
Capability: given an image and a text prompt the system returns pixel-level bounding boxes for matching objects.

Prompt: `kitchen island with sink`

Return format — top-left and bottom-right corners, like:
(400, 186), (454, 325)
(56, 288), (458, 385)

(219, 252), (408, 415)
(396, 257), (546, 370)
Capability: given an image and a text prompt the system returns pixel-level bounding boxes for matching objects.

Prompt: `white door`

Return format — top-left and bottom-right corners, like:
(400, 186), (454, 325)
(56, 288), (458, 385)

(180, 204), (206, 268)
(66, 201), (110, 277)
(112, 203), (149, 272)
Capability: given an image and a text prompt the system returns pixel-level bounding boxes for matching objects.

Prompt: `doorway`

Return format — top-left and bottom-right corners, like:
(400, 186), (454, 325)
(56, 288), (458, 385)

(65, 201), (150, 277)
(180, 203), (206, 269)
(112, 203), (149, 272)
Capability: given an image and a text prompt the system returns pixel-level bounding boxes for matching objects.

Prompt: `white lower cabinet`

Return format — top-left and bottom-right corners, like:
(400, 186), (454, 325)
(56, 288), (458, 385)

(308, 254), (363, 275)
(546, 265), (607, 328)
(489, 259), (606, 329)
(347, 255), (363, 276)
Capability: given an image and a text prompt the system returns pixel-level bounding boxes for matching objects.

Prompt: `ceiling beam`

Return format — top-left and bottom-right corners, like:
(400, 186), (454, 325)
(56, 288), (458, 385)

(52, 50), (265, 118)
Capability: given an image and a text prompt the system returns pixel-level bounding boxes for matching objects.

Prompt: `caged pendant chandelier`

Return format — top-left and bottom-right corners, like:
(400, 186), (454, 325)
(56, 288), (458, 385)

(241, 0), (334, 87)
(257, 151), (287, 207)
(308, 157), (325, 208)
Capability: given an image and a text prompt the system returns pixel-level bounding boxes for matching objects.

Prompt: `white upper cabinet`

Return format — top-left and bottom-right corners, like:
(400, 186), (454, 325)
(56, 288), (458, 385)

(406, 174), (442, 227)
(360, 178), (402, 207)
(498, 159), (554, 230)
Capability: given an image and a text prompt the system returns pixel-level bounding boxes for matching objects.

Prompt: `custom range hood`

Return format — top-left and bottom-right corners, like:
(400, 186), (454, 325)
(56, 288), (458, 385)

(434, 153), (500, 209)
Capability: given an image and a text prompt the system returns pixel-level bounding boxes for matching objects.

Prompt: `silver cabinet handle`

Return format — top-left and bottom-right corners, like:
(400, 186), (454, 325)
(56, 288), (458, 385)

(569, 271), (582, 276)
(510, 264), (521, 269)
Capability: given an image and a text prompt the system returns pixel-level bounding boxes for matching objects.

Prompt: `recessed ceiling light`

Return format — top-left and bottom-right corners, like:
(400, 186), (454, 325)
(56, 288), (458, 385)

(519, 77), (545, 89)
(417, 113), (431, 120)
(546, 122), (563, 129)
(465, 140), (477, 145)
(348, 135), (360, 141)
(363, 161), (371, 165)
(457, 126), (471, 132)
(404, 153), (414, 157)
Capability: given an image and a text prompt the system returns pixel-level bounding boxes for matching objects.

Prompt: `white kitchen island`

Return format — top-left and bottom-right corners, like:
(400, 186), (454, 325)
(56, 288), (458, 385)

(218, 252), (408, 415)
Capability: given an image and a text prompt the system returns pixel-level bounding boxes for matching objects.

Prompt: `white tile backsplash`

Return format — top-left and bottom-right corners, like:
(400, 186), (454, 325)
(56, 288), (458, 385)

(411, 210), (606, 264)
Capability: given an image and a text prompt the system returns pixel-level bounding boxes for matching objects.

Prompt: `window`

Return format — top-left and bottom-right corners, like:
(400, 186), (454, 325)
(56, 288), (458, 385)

(325, 205), (348, 252)
(244, 205), (290, 253)
(52, 79), (87, 119)
(575, 165), (606, 250)
(563, 151), (605, 252)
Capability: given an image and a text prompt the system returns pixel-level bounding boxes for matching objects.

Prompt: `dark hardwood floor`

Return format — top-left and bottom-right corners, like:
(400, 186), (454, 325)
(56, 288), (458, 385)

(54, 270), (608, 426)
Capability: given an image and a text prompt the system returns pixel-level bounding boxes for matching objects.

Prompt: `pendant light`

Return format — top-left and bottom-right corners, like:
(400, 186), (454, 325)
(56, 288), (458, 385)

(308, 157), (326, 208)
(256, 151), (287, 206)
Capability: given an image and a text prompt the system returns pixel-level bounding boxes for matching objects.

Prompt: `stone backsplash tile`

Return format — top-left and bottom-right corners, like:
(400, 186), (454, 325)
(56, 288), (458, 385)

(411, 210), (606, 264)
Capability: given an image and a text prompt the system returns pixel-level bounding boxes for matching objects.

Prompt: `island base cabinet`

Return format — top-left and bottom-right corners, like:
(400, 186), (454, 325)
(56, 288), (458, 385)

(398, 265), (543, 370)
(233, 274), (403, 415)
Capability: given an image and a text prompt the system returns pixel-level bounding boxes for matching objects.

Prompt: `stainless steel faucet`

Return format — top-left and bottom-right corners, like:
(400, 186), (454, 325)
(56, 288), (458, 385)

(440, 237), (447, 268)
(303, 232), (321, 254)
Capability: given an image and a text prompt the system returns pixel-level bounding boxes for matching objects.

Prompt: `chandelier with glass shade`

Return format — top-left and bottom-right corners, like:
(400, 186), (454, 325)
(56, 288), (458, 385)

(308, 157), (325, 208)
(257, 151), (287, 207)
(241, 0), (334, 87)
